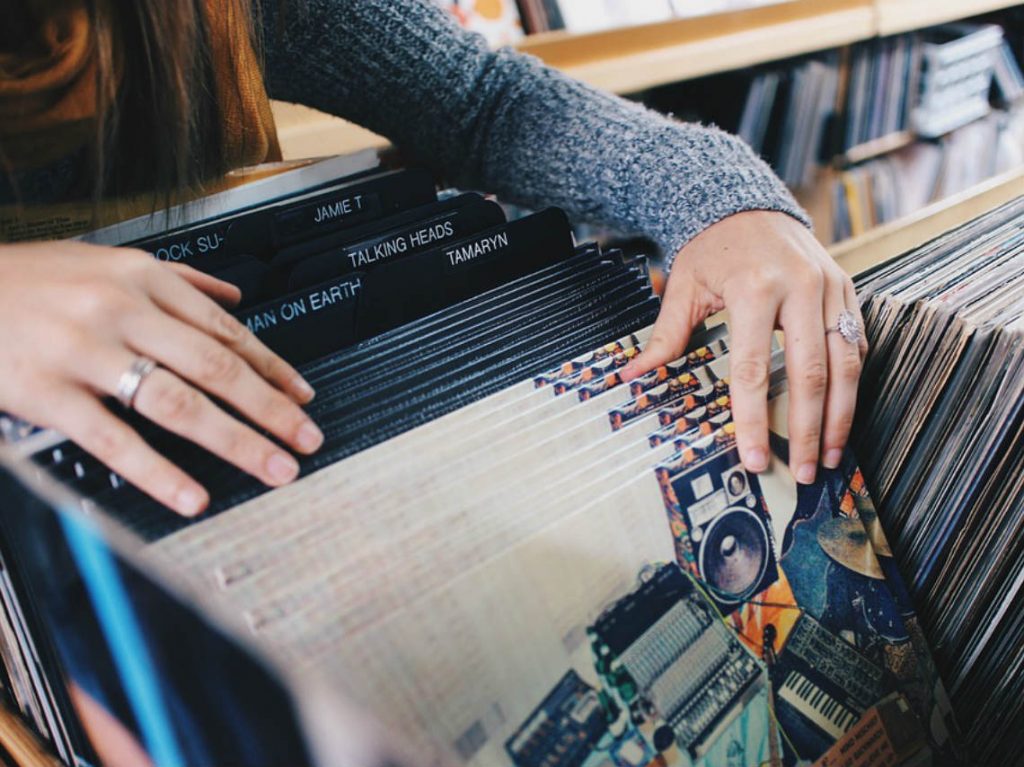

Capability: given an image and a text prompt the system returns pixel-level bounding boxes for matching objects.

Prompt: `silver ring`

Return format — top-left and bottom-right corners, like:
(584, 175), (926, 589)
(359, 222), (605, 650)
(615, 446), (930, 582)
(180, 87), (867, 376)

(115, 357), (158, 409)
(826, 309), (863, 345)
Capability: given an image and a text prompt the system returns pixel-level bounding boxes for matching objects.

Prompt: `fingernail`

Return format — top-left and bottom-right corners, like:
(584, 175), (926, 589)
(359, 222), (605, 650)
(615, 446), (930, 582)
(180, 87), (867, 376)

(823, 448), (842, 469)
(796, 462), (817, 485)
(175, 486), (207, 517)
(291, 376), (315, 402)
(296, 421), (324, 453)
(267, 452), (299, 485)
(744, 447), (768, 472)
(621, 363), (638, 381)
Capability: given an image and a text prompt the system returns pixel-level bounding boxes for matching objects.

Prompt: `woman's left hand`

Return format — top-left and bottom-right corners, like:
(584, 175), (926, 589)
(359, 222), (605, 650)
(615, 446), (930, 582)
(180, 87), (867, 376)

(620, 210), (867, 485)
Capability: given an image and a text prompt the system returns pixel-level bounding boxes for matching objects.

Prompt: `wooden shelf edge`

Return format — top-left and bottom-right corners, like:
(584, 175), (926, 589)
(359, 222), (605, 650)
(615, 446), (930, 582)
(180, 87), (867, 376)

(271, 102), (389, 161)
(830, 166), (1024, 276)
(0, 705), (63, 767)
(836, 130), (916, 167)
(518, 1), (875, 93)
(875, 0), (1024, 36)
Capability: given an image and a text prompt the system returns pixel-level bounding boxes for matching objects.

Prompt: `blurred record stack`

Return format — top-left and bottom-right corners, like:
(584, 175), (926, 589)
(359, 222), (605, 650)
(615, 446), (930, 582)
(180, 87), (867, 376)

(735, 53), (841, 189)
(853, 195), (1024, 765)
(912, 24), (1002, 138)
(993, 38), (1024, 106)
(830, 108), (1024, 241)
(705, 25), (1024, 243)
(842, 34), (922, 153)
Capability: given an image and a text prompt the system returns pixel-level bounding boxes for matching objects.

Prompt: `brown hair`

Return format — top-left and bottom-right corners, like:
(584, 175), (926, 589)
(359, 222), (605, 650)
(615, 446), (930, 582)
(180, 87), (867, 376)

(3, 0), (267, 203)
(91, 0), (260, 202)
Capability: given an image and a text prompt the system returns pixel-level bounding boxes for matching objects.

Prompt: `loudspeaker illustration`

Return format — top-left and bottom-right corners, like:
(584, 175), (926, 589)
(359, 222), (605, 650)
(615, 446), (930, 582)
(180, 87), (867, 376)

(674, 450), (778, 613)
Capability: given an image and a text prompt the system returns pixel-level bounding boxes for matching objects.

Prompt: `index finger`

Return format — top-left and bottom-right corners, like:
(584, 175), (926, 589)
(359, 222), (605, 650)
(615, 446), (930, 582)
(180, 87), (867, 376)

(621, 280), (695, 382)
(724, 286), (778, 474)
(143, 267), (315, 404)
(166, 263), (242, 308)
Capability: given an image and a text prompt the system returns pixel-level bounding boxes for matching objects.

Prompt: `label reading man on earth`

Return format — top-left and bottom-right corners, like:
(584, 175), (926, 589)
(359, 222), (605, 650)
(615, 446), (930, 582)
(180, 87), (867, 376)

(242, 278), (362, 335)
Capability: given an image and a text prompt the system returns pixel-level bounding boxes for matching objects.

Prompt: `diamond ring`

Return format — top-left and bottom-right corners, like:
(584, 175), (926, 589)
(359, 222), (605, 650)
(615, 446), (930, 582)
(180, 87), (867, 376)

(826, 310), (862, 345)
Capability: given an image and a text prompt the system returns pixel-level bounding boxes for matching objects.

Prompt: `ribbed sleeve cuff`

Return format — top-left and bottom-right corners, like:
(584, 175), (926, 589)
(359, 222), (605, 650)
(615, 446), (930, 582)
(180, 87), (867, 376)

(653, 129), (813, 268)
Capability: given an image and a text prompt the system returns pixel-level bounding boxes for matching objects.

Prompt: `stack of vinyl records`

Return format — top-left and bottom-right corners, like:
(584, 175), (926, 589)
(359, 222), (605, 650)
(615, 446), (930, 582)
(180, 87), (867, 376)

(912, 24), (1002, 138)
(830, 107), (1024, 242)
(843, 34), (922, 152)
(0, 164), (967, 767)
(734, 34), (921, 189)
(994, 38), (1024, 105)
(736, 54), (839, 189)
(853, 195), (1024, 765)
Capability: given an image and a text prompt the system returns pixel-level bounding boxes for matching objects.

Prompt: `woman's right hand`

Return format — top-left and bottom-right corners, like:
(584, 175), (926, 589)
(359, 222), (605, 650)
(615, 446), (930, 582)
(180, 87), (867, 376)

(0, 241), (323, 517)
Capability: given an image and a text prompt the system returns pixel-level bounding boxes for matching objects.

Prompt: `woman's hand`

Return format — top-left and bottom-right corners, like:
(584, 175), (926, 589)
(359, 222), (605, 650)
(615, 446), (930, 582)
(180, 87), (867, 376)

(0, 242), (323, 516)
(621, 210), (866, 485)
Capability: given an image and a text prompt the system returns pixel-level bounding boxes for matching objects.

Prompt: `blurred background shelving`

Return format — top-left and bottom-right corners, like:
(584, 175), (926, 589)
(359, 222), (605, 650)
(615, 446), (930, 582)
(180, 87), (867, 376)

(875, 0), (1023, 34)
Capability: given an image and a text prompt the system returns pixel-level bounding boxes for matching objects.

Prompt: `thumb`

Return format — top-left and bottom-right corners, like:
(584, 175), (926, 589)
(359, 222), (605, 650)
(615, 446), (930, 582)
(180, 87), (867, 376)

(620, 287), (696, 382)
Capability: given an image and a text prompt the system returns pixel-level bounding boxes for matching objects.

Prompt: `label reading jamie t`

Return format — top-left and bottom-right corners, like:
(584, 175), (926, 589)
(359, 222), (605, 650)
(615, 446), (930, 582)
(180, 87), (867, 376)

(277, 192), (382, 241)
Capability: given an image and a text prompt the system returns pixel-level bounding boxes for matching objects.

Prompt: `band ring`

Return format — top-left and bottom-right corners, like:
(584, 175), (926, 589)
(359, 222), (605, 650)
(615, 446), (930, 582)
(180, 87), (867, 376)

(826, 309), (863, 345)
(115, 356), (158, 410)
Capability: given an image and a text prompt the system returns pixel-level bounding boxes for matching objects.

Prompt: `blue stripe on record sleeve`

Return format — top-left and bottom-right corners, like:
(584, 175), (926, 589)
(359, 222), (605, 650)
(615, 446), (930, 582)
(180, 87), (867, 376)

(60, 511), (185, 767)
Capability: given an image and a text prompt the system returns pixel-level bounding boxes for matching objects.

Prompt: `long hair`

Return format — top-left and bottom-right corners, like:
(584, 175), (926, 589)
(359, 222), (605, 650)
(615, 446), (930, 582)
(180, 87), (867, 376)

(6, 0), (262, 203)
(90, 0), (260, 202)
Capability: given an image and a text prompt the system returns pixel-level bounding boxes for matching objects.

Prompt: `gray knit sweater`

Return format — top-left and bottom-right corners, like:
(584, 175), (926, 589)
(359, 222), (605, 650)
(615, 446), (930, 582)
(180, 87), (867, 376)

(260, 0), (809, 259)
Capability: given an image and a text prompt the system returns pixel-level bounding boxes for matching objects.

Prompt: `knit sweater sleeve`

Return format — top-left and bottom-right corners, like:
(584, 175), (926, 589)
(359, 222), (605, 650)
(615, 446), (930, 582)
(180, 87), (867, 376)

(260, 0), (810, 260)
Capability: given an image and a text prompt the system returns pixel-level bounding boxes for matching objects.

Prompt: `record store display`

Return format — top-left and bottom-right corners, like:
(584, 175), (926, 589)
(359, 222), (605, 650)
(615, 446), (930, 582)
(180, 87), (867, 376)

(852, 195), (1024, 765)
(0, 160), (971, 767)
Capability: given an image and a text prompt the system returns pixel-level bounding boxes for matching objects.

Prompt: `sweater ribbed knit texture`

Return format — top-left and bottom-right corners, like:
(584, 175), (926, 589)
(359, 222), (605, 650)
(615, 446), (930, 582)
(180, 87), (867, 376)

(262, 0), (810, 261)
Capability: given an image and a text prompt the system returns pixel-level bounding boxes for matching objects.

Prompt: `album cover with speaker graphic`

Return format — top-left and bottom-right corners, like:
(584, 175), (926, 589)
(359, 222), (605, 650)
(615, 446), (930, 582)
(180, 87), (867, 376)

(651, 392), (958, 766)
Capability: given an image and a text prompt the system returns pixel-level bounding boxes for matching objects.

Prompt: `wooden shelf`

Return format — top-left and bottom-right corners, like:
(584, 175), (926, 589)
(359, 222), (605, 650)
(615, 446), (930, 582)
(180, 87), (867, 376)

(271, 102), (388, 162)
(829, 166), (1024, 275)
(0, 705), (63, 767)
(836, 130), (916, 167)
(875, 0), (1024, 36)
(517, 0), (875, 93)
(517, 0), (1024, 94)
